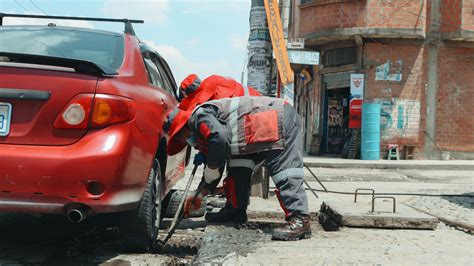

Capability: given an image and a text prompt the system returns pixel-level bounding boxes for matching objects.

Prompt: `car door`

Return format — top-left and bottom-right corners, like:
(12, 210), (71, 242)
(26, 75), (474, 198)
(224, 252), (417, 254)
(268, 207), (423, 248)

(141, 50), (187, 189)
(153, 55), (188, 188)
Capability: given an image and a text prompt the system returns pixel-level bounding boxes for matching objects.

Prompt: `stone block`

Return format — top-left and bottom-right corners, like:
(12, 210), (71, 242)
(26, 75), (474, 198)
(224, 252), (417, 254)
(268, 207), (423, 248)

(320, 201), (438, 230)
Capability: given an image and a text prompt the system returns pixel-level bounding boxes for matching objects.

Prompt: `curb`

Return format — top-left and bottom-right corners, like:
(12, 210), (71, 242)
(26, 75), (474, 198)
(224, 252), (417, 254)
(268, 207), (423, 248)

(247, 210), (319, 221)
(303, 161), (474, 171)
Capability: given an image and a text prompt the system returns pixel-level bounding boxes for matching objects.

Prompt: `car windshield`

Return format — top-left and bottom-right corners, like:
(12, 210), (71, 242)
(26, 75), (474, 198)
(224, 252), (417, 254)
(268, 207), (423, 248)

(0, 26), (125, 71)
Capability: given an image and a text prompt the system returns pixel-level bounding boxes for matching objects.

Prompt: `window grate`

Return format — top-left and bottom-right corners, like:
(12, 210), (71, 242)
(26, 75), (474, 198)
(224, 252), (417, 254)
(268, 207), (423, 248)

(323, 47), (357, 67)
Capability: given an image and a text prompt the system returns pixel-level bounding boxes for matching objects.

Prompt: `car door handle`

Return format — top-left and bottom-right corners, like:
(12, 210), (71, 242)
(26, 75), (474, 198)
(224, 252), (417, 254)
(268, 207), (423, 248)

(161, 99), (168, 110)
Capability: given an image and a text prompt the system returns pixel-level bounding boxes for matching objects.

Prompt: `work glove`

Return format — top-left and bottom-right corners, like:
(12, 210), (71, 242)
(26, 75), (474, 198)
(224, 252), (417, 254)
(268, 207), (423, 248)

(204, 166), (221, 184)
(183, 192), (204, 218)
(193, 152), (207, 166)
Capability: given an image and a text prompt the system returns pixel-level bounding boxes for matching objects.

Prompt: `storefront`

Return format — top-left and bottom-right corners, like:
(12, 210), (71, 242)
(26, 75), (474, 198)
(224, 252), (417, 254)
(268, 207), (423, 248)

(321, 72), (353, 156)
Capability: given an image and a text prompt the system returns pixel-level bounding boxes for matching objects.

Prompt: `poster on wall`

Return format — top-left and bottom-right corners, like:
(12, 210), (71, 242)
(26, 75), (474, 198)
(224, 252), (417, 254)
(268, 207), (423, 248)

(350, 74), (364, 98)
(375, 60), (402, 82)
(349, 74), (364, 129)
(249, 6), (267, 30)
(283, 83), (294, 106)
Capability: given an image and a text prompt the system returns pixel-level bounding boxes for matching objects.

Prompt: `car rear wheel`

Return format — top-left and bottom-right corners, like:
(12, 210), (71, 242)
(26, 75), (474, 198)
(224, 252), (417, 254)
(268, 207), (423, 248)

(120, 159), (162, 252)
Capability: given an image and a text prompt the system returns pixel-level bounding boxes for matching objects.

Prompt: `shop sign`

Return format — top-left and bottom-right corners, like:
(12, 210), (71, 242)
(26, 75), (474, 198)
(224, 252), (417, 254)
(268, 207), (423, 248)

(349, 74), (364, 129)
(350, 74), (364, 99)
(287, 38), (305, 49)
(287, 50), (320, 65)
(264, 0), (294, 85)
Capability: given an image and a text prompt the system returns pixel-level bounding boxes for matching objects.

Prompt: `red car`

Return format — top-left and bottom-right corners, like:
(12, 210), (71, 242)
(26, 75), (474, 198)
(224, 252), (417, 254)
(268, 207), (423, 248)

(0, 14), (188, 251)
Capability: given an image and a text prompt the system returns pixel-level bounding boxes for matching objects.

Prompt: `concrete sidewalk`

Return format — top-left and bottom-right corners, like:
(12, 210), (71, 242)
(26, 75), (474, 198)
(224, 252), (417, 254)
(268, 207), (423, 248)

(304, 156), (474, 170)
(198, 178), (474, 265)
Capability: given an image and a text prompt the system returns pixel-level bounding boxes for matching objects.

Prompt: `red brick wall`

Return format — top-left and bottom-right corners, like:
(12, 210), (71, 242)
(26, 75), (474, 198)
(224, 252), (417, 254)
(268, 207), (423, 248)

(299, 0), (426, 37)
(299, 1), (368, 35)
(435, 46), (474, 152)
(440, 0), (463, 32)
(366, 0), (426, 29)
(363, 42), (427, 158)
(462, 0), (474, 30)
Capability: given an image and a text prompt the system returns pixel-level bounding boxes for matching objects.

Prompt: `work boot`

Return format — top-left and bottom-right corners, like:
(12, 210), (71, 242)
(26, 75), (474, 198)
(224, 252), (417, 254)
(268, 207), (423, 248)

(272, 214), (312, 241)
(205, 206), (247, 224)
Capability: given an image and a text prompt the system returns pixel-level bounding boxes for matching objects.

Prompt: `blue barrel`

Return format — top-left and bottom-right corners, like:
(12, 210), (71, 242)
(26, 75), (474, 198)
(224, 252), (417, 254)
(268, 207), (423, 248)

(361, 103), (381, 160)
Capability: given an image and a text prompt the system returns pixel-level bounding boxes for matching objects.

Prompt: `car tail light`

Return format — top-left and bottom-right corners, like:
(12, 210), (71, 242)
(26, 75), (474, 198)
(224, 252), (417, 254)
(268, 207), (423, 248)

(63, 104), (86, 125)
(54, 94), (93, 129)
(89, 94), (136, 129)
(54, 94), (135, 130)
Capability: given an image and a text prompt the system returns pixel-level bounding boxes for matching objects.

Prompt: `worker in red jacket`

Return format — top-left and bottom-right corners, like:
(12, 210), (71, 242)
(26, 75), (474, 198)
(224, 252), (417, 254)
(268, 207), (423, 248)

(178, 74), (262, 176)
(163, 96), (311, 241)
(178, 74), (261, 111)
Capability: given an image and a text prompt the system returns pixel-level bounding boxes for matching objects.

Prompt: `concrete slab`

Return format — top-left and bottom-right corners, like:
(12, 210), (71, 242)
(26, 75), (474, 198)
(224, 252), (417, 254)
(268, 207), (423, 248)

(320, 201), (438, 229)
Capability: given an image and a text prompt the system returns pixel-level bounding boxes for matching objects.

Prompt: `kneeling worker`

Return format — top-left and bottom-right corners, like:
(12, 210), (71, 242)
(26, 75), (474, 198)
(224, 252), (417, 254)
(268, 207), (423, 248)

(164, 96), (311, 241)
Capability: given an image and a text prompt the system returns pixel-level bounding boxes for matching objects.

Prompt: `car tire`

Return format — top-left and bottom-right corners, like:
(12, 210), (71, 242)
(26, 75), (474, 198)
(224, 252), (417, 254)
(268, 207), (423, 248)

(207, 195), (227, 209)
(163, 189), (207, 218)
(120, 159), (162, 252)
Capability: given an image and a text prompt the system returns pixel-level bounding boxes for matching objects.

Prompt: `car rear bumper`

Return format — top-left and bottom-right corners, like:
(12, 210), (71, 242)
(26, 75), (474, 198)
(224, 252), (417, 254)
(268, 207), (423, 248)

(0, 123), (155, 215)
(0, 190), (142, 214)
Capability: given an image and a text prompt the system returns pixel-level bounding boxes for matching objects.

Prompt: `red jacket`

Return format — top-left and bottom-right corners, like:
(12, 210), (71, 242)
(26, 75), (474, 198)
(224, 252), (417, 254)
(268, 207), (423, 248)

(179, 75), (260, 111)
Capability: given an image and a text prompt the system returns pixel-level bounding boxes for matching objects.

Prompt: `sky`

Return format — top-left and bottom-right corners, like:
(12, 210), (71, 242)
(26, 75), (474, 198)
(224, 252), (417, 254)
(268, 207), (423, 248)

(0, 0), (251, 84)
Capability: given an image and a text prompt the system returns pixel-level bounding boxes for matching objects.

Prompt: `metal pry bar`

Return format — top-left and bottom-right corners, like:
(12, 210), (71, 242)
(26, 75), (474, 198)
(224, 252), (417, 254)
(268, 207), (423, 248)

(157, 164), (199, 246)
(0, 13), (144, 35)
(304, 163), (328, 192)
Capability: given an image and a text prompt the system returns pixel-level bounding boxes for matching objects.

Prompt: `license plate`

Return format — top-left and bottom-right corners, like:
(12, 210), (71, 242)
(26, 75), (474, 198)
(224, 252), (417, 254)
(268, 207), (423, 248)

(0, 102), (12, 137)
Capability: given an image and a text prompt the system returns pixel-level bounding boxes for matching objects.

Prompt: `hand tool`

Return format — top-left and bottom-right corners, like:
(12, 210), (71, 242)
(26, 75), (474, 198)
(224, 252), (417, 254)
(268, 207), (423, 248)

(157, 164), (201, 246)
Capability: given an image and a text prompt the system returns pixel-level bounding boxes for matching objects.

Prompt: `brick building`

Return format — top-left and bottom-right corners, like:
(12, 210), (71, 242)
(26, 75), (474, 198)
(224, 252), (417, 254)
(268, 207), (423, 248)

(287, 0), (474, 159)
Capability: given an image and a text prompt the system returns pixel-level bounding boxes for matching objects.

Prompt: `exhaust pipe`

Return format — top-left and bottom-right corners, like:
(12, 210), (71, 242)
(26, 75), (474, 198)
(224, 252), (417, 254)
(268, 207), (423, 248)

(67, 206), (90, 223)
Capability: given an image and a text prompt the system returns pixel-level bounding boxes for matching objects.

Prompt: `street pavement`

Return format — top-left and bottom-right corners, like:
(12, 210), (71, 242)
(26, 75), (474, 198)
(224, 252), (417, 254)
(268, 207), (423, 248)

(190, 163), (474, 264)
(0, 163), (472, 264)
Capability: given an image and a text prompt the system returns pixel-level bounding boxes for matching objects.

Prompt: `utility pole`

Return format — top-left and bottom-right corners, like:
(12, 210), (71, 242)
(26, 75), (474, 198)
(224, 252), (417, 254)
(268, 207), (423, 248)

(246, 0), (272, 197)
(246, 0), (273, 95)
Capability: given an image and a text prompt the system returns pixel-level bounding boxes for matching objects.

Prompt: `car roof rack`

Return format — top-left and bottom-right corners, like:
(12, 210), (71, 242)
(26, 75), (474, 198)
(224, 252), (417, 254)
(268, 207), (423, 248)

(0, 13), (144, 36)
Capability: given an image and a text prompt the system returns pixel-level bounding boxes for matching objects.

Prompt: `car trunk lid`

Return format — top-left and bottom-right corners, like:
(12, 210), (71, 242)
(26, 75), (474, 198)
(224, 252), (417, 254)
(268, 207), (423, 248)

(0, 65), (98, 145)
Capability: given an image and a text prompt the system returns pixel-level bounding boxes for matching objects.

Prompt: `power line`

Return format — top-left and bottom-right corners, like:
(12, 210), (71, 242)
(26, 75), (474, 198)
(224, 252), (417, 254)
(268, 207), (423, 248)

(241, 49), (249, 84)
(29, 0), (47, 15)
(14, 0), (31, 13)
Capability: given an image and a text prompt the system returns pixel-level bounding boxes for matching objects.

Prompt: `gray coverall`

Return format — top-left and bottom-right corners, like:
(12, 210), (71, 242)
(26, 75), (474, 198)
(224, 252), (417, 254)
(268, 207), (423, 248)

(188, 96), (309, 216)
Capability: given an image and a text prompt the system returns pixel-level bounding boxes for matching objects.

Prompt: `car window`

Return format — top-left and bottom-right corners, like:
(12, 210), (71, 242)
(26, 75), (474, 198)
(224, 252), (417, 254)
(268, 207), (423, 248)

(142, 53), (165, 88)
(0, 26), (124, 71)
(159, 58), (179, 94)
(154, 58), (177, 98)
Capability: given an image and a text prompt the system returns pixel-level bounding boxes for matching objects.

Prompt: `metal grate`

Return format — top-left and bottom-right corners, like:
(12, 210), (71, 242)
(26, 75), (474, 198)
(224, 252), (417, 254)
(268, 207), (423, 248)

(323, 47), (357, 67)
